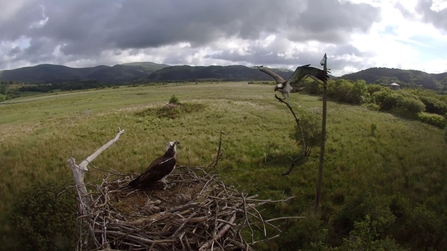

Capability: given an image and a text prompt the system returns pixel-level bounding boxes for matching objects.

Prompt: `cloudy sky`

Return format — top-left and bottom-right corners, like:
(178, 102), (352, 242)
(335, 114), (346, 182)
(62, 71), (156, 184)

(0, 0), (446, 76)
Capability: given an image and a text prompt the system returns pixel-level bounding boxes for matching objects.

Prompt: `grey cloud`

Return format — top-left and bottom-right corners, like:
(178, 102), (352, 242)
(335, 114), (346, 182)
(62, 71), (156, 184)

(1, 0), (380, 51)
(287, 1), (381, 43)
(396, 0), (447, 32)
(9, 46), (22, 56)
(0, 0), (381, 71)
(415, 0), (447, 32)
(209, 42), (374, 75)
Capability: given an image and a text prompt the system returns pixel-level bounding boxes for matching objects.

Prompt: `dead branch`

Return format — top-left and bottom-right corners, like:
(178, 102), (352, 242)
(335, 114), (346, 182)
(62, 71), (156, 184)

(274, 95), (308, 175)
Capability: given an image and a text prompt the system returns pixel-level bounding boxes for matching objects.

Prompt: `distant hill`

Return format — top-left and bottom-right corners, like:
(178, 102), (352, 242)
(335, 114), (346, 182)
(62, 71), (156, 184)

(0, 62), (168, 83)
(341, 67), (447, 90)
(1, 63), (447, 91)
(146, 65), (292, 82)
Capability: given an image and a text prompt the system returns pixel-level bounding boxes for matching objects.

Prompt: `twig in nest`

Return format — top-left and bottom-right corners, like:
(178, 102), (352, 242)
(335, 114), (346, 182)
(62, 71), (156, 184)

(72, 154), (302, 250)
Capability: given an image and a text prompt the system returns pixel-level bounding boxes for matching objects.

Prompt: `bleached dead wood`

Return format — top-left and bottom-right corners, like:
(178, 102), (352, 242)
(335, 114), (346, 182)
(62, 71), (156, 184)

(67, 127), (125, 214)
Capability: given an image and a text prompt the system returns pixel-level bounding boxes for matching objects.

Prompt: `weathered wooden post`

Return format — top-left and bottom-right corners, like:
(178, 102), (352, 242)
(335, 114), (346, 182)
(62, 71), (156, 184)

(315, 53), (327, 213)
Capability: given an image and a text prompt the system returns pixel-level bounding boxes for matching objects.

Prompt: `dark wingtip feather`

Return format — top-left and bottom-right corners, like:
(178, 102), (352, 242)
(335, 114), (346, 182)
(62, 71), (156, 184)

(315, 70), (329, 82)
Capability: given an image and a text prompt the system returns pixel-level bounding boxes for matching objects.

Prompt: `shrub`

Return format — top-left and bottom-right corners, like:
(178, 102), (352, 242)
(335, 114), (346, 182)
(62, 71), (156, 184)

(417, 112), (446, 128)
(327, 79), (354, 103)
(169, 95), (180, 105)
(367, 84), (385, 95)
(365, 103), (380, 111)
(345, 80), (370, 104)
(418, 96), (447, 115)
(371, 89), (392, 108)
(381, 93), (402, 111)
(7, 179), (77, 251)
(396, 96), (425, 116)
(305, 79), (323, 95)
(289, 111), (322, 155)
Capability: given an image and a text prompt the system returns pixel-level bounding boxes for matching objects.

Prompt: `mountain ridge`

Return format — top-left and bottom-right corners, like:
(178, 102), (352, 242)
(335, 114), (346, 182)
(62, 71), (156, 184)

(1, 63), (446, 90)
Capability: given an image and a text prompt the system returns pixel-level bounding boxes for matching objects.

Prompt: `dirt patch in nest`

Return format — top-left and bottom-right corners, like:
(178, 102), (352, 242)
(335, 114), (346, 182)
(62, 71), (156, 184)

(112, 173), (205, 217)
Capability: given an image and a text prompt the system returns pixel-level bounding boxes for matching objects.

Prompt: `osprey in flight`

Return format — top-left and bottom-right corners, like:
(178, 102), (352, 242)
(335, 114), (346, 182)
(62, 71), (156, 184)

(258, 65), (328, 103)
(129, 141), (179, 190)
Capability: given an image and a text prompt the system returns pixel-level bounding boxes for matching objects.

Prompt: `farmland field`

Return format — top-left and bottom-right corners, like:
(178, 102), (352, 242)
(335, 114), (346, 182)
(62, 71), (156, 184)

(1, 82), (446, 250)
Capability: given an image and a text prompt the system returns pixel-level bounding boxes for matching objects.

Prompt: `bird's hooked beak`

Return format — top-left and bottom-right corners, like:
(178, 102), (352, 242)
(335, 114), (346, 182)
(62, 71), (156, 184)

(166, 141), (180, 152)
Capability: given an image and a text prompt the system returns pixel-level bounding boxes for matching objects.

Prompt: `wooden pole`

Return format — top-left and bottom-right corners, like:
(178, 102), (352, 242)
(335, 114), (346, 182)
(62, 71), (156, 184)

(315, 54), (327, 214)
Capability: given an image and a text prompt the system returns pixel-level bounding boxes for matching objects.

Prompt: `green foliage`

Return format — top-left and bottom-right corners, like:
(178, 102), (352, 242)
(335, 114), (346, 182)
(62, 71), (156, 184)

(336, 215), (407, 251)
(346, 80), (370, 104)
(327, 79), (354, 103)
(1, 83), (447, 250)
(305, 79), (323, 95)
(381, 93), (402, 111)
(247, 81), (275, 85)
(7, 180), (77, 251)
(274, 215), (328, 251)
(394, 95), (426, 117)
(0, 81), (8, 94)
(326, 79), (370, 105)
(370, 89), (391, 108)
(417, 112), (446, 128)
(169, 94), (180, 104)
(418, 96), (447, 115)
(371, 90), (425, 118)
(367, 83), (385, 95)
(365, 102), (380, 111)
(370, 123), (377, 136)
(290, 111), (322, 155)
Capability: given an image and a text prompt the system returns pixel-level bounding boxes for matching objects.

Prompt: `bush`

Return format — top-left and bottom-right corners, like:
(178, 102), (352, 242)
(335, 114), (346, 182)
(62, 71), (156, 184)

(290, 111), (322, 155)
(418, 96), (447, 115)
(7, 180), (77, 251)
(371, 89), (392, 108)
(169, 95), (180, 105)
(327, 79), (354, 103)
(381, 93), (402, 111)
(417, 112), (446, 128)
(305, 79), (323, 95)
(396, 96), (425, 117)
(367, 84), (385, 95)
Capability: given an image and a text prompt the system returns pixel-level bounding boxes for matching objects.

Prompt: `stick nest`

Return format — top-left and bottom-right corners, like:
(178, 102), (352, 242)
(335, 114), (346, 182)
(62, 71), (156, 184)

(78, 166), (296, 251)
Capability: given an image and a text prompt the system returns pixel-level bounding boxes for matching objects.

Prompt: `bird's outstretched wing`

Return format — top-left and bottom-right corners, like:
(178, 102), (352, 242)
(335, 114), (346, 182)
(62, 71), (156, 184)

(257, 66), (286, 83)
(288, 64), (328, 85)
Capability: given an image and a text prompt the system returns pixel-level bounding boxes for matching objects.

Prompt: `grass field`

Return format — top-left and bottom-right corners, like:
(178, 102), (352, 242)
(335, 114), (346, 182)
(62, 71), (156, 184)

(1, 82), (446, 250)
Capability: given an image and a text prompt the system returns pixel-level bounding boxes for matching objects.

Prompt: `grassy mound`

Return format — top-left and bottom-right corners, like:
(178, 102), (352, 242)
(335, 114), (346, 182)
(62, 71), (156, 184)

(136, 102), (206, 119)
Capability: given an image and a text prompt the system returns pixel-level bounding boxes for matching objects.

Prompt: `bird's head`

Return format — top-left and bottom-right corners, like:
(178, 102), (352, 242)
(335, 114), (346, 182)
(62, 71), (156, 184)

(165, 141), (179, 153)
(274, 83), (284, 91)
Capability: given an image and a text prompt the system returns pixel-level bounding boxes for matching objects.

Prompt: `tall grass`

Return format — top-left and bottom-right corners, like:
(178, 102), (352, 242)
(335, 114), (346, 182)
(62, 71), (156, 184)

(1, 82), (446, 250)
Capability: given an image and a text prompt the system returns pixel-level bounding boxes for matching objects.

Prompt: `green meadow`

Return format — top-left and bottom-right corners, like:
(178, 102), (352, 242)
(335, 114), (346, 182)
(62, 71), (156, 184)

(1, 82), (446, 250)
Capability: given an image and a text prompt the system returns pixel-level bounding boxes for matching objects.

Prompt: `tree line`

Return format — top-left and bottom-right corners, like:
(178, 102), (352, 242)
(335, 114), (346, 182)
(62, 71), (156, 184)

(305, 78), (447, 129)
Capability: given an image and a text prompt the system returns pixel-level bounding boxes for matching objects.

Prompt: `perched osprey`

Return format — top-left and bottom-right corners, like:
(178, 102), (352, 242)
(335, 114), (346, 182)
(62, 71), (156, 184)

(129, 141), (179, 190)
(258, 65), (328, 103)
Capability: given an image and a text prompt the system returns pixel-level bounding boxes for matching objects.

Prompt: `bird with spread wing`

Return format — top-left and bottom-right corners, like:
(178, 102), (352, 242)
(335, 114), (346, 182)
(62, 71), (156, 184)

(258, 64), (328, 103)
(129, 141), (179, 190)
